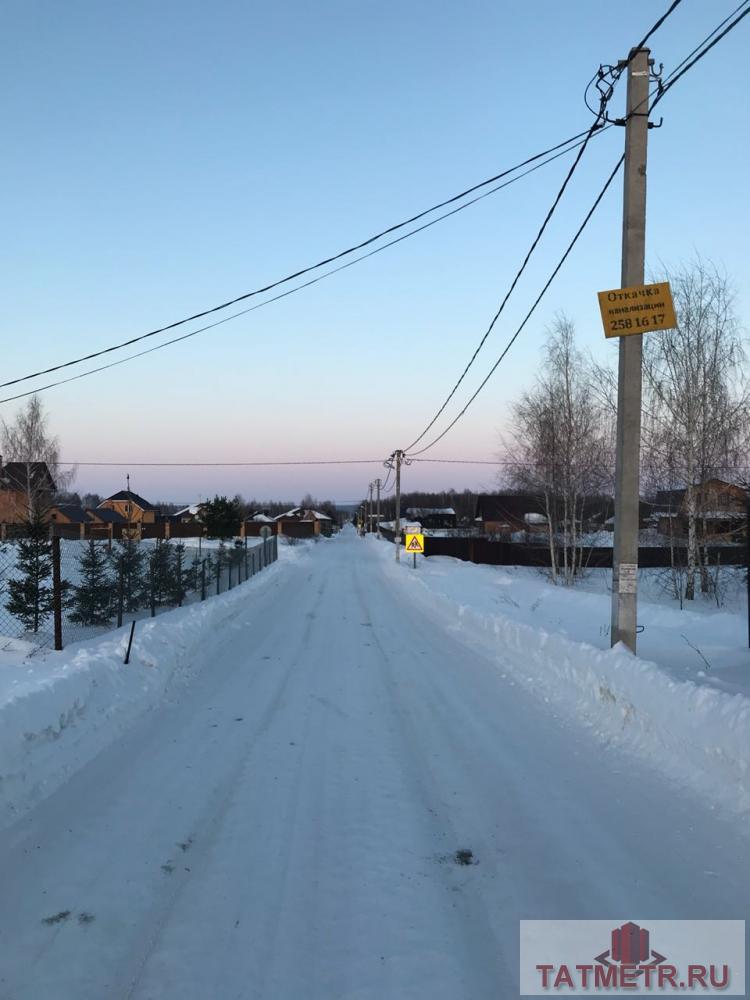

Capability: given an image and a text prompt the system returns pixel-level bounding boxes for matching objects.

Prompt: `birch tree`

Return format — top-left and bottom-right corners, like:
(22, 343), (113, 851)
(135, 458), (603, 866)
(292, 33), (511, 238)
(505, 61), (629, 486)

(507, 316), (613, 583)
(1, 395), (74, 519)
(641, 259), (748, 599)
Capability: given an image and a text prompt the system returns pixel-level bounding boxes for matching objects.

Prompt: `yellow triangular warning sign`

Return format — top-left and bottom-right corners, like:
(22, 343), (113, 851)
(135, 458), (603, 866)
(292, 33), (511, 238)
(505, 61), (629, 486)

(406, 534), (423, 551)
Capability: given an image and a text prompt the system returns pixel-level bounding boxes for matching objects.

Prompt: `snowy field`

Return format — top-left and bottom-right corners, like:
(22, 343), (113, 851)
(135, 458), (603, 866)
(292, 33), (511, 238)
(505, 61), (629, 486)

(0, 529), (746, 998)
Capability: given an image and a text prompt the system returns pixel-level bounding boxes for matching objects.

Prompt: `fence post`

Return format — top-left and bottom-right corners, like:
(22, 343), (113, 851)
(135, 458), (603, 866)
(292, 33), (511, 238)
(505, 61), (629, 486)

(52, 534), (63, 651)
(201, 559), (206, 601)
(216, 554), (221, 596)
(177, 547), (183, 607)
(228, 559), (233, 590)
(117, 556), (124, 629)
(244, 539), (248, 581)
(150, 557), (156, 618)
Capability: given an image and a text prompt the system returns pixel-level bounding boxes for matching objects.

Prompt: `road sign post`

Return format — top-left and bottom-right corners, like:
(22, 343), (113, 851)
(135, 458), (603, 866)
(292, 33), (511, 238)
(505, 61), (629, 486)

(404, 532), (424, 569)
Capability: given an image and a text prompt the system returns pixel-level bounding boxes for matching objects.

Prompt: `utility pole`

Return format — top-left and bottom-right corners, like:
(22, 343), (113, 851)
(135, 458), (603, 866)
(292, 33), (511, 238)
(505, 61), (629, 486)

(368, 482), (373, 535)
(375, 478), (381, 538)
(394, 450), (403, 562)
(611, 47), (650, 654)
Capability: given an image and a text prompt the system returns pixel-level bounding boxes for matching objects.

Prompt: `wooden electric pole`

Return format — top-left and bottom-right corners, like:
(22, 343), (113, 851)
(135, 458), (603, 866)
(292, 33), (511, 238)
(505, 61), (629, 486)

(375, 478), (382, 538)
(611, 47), (651, 653)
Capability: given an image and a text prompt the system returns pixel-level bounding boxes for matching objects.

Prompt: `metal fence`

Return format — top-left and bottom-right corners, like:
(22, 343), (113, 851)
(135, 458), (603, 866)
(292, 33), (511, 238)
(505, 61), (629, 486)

(0, 533), (278, 652)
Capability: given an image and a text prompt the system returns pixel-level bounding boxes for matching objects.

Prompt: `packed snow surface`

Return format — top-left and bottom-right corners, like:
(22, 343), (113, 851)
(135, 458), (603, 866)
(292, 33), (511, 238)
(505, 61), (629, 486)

(0, 528), (746, 999)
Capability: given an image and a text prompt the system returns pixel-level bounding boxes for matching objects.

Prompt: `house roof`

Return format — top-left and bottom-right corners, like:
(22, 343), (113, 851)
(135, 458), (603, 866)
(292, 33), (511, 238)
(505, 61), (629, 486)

(652, 489), (686, 513)
(100, 490), (156, 511)
(88, 507), (126, 524)
(275, 507), (332, 521)
(475, 493), (544, 522)
(51, 504), (91, 524)
(246, 512), (275, 523)
(405, 507), (456, 517)
(174, 503), (203, 517)
(0, 461), (56, 494)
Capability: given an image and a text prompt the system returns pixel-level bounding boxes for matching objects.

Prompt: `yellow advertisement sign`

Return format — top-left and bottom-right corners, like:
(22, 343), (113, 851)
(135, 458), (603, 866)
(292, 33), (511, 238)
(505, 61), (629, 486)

(404, 533), (425, 554)
(597, 281), (676, 338)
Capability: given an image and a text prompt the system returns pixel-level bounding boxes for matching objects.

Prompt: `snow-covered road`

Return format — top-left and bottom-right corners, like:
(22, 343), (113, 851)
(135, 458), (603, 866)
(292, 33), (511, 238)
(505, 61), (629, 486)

(0, 530), (746, 999)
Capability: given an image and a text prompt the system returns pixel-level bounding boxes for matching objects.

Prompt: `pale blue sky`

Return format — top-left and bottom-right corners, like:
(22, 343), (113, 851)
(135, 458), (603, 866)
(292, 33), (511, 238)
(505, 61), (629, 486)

(1, 0), (747, 501)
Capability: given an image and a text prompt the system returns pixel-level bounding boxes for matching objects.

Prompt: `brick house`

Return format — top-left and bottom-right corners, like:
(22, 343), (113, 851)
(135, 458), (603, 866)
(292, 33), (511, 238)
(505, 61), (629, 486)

(98, 489), (157, 538)
(0, 458), (56, 524)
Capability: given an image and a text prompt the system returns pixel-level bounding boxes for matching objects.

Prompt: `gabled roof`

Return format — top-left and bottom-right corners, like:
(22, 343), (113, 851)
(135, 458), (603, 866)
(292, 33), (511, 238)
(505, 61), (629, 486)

(173, 503), (203, 518)
(100, 490), (156, 511)
(51, 504), (91, 524)
(88, 507), (126, 524)
(275, 507), (332, 521)
(0, 461), (56, 494)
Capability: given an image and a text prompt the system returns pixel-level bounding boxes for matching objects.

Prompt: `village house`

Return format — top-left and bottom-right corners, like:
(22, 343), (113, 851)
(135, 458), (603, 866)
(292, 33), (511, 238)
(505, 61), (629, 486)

(0, 458), (56, 526)
(653, 479), (747, 542)
(98, 488), (157, 538)
(474, 494), (548, 538)
(274, 507), (332, 538)
(170, 503), (205, 525)
(241, 511), (277, 538)
(48, 503), (92, 538)
(404, 507), (457, 531)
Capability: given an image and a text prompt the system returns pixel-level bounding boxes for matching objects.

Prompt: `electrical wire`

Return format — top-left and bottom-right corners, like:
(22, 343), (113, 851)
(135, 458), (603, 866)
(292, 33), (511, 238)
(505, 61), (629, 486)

(0, 135), (592, 406)
(2, 1), (692, 402)
(402, 94), (615, 453)
(651, 1), (750, 106)
(1, 131), (597, 393)
(634, 0), (685, 50)
(402, 0), (696, 455)
(658, 0), (748, 87)
(406, 154), (625, 457)
(401, 2), (749, 458)
(61, 459), (386, 467)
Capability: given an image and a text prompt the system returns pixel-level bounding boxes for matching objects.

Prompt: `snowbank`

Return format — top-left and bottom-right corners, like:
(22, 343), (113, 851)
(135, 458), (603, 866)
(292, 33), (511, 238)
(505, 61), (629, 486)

(0, 544), (301, 830)
(372, 540), (750, 819)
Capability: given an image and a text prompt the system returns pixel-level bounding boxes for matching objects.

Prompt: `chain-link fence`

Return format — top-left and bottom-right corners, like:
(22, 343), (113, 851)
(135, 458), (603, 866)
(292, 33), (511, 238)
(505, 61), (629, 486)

(0, 532), (278, 652)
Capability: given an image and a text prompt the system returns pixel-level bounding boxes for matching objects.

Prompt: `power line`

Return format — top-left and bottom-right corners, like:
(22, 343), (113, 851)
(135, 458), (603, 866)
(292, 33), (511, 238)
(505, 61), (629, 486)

(58, 456), (526, 468)
(62, 459), (386, 467)
(2, 2), (692, 404)
(406, 154), (625, 457)
(402, 90), (616, 453)
(402, 3), (749, 458)
(657, 0), (748, 87)
(652, 0), (750, 105)
(1, 130), (596, 394)
(635, 0), (684, 49)
(0, 134), (593, 407)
